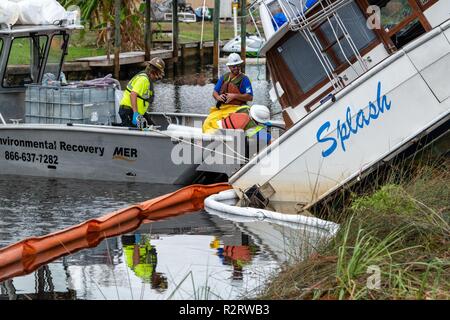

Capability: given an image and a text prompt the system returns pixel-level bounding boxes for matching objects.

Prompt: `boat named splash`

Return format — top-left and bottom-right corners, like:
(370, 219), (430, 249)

(317, 81), (392, 158)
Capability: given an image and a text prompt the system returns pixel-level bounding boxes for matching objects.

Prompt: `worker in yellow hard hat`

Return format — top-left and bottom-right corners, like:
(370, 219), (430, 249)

(119, 57), (165, 128)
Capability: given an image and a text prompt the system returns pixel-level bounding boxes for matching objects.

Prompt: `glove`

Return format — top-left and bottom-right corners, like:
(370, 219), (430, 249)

(132, 111), (140, 126)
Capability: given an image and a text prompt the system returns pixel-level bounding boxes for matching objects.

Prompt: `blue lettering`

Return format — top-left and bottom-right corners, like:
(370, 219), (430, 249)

(383, 94), (391, 111)
(346, 107), (358, 134)
(317, 121), (337, 158)
(337, 120), (350, 152)
(377, 81), (382, 112)
(356, 109), (366, 128)
(315, 81), (393, 158)
(368, 101), (379, 120)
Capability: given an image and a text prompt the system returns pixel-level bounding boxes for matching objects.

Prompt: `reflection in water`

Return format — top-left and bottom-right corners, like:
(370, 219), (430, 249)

(0, 212), (331, 300)
(121, 234), (168, 292)
(0, 220), (277, 300)
(213, 234), (256, 281)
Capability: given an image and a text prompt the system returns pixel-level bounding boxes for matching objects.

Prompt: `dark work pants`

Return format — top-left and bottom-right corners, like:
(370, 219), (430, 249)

(119, 107), (155, 128)
(119, 107), (134, 127)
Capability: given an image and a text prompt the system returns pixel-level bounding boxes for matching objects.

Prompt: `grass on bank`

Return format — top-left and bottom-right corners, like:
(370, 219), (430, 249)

(259, 146), (449, 300)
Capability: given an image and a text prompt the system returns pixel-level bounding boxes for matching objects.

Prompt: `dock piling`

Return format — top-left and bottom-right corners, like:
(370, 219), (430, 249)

(213, 0), (220, 80)
(172, 0), (179, 62)
(144, 0), (152, 61)
(114, 0), (121, 79)
(240, 0), (246, 71)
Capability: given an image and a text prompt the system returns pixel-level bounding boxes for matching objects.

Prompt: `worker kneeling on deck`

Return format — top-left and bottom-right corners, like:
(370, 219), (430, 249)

(202, 53), (253, 133)
(119, 57), (165, 127)
(218, 104), (272, 143)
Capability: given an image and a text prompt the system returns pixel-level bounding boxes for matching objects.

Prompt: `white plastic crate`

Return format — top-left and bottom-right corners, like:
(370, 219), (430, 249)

(25, 84), (116, 124)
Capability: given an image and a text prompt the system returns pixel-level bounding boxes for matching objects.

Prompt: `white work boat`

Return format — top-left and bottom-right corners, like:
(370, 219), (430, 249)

(222, 35), (266, 57)
(0, 24), (282, 184)
(229, 0), (450, 212)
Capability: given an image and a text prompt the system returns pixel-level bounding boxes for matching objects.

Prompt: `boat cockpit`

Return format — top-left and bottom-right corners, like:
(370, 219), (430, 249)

(0, 24), (82, 121)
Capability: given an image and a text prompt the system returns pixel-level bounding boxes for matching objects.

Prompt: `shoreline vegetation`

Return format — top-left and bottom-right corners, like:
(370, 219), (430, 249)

(258, 138), (449, 300)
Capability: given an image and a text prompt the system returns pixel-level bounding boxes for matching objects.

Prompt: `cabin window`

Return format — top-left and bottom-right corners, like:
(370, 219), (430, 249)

(2, 35), (48, 88)
(43, 34), (68, 81)
(390, 18), (426, 47)
(417, 0), (439, 10)
(278, 32), (331, 93)
(376, 0), (414, 33)
(277, 1), (378, 94)
(367, 0), (430, 49)
(318, 2), (377, 65)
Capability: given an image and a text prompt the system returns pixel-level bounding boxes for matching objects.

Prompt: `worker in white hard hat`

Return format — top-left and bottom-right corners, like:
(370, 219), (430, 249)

(202, 53), (253, 133)
(119, 57), (165, 128)
(217, 104), (272, 142)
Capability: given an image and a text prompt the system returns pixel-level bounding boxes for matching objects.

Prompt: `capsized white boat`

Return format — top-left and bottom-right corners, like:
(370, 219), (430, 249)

(231, 0), (450, 212)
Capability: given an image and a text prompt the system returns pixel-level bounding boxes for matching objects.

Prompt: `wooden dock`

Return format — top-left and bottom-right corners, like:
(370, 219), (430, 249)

(74, 41), (221, 68)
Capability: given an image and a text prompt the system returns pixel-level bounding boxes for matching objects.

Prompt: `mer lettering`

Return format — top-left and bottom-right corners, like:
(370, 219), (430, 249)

(316, 81), (392, 158)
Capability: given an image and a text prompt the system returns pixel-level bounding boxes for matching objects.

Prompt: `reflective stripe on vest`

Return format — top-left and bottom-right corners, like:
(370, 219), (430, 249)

(245, 125), (265, 138)
(236, 105), (250, 113)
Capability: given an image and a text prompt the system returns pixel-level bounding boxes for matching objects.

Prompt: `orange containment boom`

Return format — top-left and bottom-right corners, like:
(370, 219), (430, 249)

(0, 183), (231, 282)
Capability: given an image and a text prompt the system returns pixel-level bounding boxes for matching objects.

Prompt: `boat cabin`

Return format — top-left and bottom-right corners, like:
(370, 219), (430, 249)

(0, 24), (81, 122)
(250, 0), (448, 127)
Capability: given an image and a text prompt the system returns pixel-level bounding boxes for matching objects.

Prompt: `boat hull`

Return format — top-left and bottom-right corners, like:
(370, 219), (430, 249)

(0, 124), (202, 184)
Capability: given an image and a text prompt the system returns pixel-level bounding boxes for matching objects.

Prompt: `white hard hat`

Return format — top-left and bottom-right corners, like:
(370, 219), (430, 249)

(226, 53), (244, 66)
(250, 105), (270, 124)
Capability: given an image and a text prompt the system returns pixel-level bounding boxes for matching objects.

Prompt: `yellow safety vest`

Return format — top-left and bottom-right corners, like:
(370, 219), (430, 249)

(120, 72), (154, 115)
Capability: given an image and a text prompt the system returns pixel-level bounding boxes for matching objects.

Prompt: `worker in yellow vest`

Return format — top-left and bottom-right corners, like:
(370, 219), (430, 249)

(119, 57), (165, 127)
(202, 53), (253, 133)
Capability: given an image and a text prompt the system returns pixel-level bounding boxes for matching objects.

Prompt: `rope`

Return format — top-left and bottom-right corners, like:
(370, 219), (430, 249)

(142, 125), (249, 163)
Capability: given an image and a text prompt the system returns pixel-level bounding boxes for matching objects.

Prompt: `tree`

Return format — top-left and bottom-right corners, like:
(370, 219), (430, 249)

(59, 0), (145, 51)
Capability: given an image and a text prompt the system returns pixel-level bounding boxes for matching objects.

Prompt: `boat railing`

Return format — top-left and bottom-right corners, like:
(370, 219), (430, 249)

(250, 0), (354, 30)
(249, 0), (368, 92)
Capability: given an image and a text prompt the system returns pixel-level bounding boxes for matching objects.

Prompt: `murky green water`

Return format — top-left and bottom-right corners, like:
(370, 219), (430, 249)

(0, 64), (311, 300)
